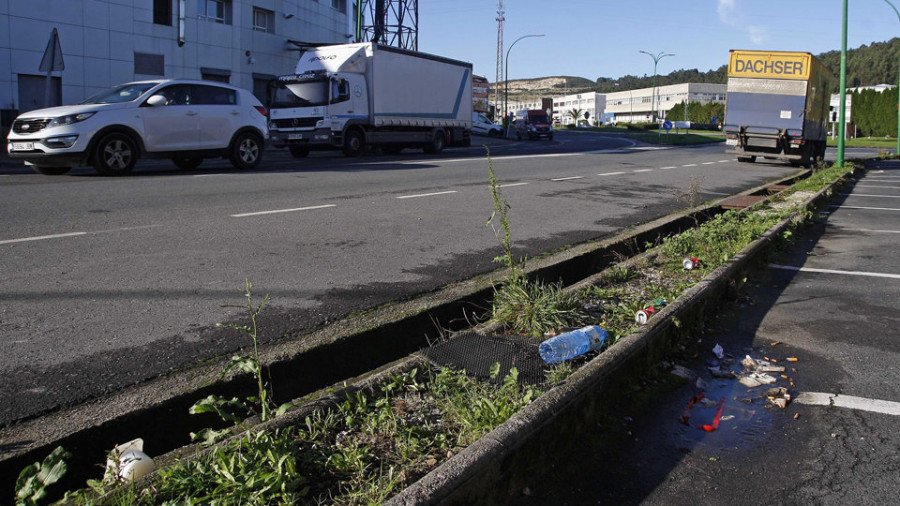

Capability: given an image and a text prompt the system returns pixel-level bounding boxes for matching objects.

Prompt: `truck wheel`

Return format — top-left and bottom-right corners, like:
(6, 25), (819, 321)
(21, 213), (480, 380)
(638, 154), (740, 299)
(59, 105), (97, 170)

(343, 129), (364, 157)
(92, 132), (137, 176)
(736, 156), (756, 163)
(229, 132), (263, 170)
(423, 129), (446, 154)
(289, 146), (310, 158)
(31, 166), (71, 175)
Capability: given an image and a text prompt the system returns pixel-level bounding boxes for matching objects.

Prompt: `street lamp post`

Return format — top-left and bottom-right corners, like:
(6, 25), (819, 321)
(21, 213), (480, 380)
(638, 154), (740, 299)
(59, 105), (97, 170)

(639, 50), (674, 124)
(884, 0), (900, 155)
(505, 34), (544, 137)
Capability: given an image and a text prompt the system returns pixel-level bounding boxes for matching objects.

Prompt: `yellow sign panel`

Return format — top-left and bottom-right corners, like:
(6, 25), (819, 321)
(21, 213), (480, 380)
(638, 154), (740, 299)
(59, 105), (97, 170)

(728, 51), (811, 80)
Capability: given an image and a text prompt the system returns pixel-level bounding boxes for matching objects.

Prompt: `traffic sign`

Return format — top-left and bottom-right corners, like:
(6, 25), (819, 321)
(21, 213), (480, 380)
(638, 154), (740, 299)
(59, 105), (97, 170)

(663, 120), (673, 131)
(39, 28), (65, 72)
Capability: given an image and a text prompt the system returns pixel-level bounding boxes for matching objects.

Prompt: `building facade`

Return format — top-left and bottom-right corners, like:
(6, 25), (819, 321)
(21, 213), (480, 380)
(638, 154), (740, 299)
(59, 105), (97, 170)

(552, 92), (605, 126)
(604, 82), (725, 124)
(1, 0), (354, 132)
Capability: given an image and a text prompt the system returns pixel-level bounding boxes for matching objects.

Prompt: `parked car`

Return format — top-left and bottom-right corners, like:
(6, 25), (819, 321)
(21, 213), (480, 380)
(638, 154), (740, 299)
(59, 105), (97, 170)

(471, 112), (503, 136)
(5, 79), (268, 176)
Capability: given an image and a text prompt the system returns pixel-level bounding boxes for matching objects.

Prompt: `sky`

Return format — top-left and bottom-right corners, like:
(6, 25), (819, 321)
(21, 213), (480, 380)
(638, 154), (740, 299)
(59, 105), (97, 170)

(417, 0), (900, 83)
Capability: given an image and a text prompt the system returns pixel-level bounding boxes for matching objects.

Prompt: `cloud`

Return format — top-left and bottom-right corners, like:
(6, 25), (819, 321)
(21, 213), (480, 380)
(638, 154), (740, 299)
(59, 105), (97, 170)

(717, 0), (768, 45)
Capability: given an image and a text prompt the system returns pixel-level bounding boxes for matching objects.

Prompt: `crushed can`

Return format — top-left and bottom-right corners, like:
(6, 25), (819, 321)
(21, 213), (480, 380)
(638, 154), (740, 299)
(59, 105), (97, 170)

(635, 306), (658, 325)
(682, 257), (700, 270)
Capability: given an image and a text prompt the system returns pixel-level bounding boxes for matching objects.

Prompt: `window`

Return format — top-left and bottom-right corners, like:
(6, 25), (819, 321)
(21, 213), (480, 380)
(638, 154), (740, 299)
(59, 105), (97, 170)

(253, 7), (274, 33)
(134, 52), (165, 76)
(332, 0), (346, 11)
(153, 0), (172, 25)
(199, 0), (231, 24)
(192, 85), (237, 105)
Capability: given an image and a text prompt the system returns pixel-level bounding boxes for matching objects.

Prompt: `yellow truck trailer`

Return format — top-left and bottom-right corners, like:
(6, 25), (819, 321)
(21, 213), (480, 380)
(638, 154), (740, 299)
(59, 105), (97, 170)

(723, 50), (836, 166)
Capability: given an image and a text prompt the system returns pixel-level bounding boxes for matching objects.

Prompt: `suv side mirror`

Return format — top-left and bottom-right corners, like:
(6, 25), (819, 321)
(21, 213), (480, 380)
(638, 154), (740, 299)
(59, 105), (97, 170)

(146, 94), (167, 107)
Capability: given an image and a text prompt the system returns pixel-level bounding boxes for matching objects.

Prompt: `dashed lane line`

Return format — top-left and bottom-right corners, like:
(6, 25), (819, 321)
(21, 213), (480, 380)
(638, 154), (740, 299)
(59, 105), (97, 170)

(857, 228), (900, 234)
(702, 162), (716, 165)
(498, 182), (529, 188)
(769, 263), (900, 280)
(795, 392), (900, 416)
(828, 204), (900, 212)
(633, 169), (654, 173)
(0, 232), (88, 245)
(396, 191), (458, 200)
(682, 163), (698, 167)
(551, 176), (585, 181)
(598, 171), (627, 176)
(231, 204), (337, 217)
(660, 166), (677, 170)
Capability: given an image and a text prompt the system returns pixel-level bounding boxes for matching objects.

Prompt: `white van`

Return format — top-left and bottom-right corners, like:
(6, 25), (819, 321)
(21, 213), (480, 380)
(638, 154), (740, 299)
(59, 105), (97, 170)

(471, 112), (503, 136)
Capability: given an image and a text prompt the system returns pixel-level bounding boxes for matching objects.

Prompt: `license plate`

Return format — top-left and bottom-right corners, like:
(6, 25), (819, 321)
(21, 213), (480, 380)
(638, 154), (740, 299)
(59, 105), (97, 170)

(288, 134), (304, 140)
(10, 142), (34, 151)
(726, 138), (738, 146)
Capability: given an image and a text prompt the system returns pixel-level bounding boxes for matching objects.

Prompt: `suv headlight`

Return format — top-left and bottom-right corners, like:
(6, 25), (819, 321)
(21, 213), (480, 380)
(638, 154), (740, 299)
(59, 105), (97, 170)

(47, 112), (95, 128)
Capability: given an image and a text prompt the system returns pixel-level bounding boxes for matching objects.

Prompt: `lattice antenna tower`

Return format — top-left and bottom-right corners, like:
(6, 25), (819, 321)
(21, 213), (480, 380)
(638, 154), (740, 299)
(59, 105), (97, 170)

(357, 0), (419, 51)
(494, 0), (505, 116)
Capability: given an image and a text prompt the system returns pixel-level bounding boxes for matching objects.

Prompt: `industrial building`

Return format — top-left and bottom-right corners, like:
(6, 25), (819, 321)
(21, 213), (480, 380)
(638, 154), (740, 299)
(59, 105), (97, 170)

(603, 82), (726, 124)
(1, 0), (355, 134)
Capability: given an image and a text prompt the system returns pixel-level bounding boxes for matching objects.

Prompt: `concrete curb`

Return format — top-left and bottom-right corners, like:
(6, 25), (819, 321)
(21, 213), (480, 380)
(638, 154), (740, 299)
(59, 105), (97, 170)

(386, 171), (850, 505)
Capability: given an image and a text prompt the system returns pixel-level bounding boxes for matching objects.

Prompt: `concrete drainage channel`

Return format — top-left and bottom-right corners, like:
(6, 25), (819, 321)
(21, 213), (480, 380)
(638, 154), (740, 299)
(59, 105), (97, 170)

(0, 169), (825, 499)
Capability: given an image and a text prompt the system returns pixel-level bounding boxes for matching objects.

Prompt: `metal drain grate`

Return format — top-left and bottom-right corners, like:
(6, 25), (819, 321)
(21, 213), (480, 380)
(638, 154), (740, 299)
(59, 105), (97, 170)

(419, 331), (547, 385)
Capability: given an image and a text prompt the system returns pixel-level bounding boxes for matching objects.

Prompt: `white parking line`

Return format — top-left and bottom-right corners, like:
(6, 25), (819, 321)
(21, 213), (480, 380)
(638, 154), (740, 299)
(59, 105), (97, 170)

(231, 204), (337, 217)
(769, 263), (900, 279)
(829, 205), (900, 212)
(0, 232), (88, 245)
(840, 194), (900, 198)
(795, 392), (900, 416)
(552, 176), (584, 181)
(633, 169), (654, 173)
(855, 184), (900, 189)
(397, 191), (458, 200)
(857, 228), (900, 234)
(598, 171), (626, 176)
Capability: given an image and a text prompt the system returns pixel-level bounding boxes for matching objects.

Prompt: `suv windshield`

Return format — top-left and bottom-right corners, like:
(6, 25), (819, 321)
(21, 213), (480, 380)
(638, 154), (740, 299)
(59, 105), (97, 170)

(529, 114), (549, 124)
(272, 78), (329, 108)
(82, 83), (159, 104)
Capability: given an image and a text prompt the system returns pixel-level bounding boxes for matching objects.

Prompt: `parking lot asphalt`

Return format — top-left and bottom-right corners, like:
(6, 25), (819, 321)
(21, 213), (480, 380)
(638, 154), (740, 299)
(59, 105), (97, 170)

(520, 159), (900, 505)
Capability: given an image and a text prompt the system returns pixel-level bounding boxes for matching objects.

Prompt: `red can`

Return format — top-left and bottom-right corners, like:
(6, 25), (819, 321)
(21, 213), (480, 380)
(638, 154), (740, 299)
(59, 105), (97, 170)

(635, 307), (658, 325)
(682, 257), (700, 270)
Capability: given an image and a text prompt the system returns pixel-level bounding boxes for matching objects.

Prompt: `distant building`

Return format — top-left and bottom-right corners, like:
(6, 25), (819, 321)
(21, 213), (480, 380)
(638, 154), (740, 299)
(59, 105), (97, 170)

(552, 92), (605, 126)
(1, 0), (354, 133)
(604, 83), (726, 124)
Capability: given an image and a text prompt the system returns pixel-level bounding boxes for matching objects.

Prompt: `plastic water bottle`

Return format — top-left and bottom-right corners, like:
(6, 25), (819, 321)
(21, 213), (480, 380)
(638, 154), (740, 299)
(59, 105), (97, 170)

(539, 325), (608, 364)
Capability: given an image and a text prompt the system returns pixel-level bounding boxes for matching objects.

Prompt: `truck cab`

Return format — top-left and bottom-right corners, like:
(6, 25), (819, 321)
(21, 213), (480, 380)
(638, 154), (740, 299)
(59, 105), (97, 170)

(515, 109), (554, 141)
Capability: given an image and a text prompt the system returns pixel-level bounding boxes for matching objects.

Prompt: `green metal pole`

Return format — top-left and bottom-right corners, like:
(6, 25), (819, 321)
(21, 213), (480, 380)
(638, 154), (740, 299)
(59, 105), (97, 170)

(837, 0), (848, 167)
(885, 0), (900, 155)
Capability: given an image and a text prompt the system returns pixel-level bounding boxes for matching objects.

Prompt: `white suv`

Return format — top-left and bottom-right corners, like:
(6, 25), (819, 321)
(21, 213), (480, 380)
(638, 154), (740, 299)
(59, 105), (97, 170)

(6, 79), (268, 176)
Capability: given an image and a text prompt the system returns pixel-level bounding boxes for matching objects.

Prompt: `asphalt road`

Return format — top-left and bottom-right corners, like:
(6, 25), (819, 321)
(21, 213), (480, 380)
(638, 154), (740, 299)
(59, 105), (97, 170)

(520, 159), (900, 505)
(0, 132), (874, 426)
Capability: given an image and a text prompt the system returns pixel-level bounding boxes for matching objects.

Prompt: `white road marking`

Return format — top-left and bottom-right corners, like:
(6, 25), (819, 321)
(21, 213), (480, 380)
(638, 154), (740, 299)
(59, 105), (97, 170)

(856, 228), (900, 234)
(660, 166), (677, 170)
(598, 171), (626, 176)
(231, 204), (337, 217)
(682, 163), (698, 167)
(704, 191), (731, 196)
(396, 191), (458, 200)
(718, 160), (732, 163)
(498, 182), (529, 188)
(633, 169), (654, 173)
(702, 162), (716, 165)
(769, 263), (900, 280)
(795, 392), (900, 417)
(840, 194), (900, 198)
(855, 184), (900, 189)
(0, 232), (88, 245)
(829, 205), (900, 212)
(552, 176), (584, 181)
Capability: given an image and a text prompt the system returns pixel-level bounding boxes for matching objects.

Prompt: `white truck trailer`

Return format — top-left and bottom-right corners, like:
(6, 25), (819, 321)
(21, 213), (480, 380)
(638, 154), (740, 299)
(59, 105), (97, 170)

(268, 42), (473, 157)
